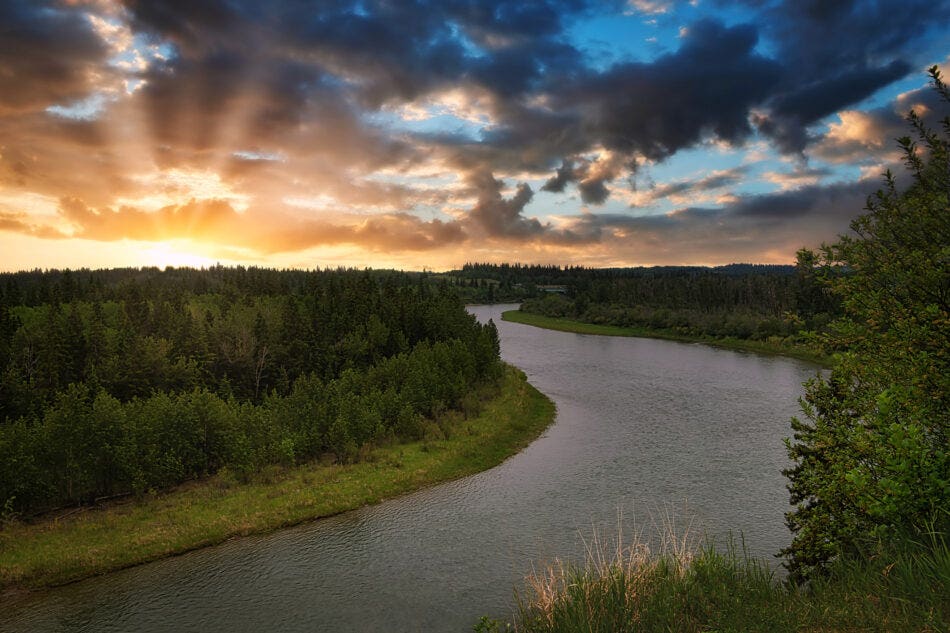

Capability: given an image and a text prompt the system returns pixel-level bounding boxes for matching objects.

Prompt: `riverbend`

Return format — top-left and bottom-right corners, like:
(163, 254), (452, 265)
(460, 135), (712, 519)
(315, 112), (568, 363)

(0, 304), (820, 632)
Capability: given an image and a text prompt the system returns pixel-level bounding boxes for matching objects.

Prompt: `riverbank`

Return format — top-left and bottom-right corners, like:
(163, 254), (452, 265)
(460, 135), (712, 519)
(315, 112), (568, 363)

(480, 529), (948, 632)
(502, 310), (830, 366)
(0, 365), (555, 592)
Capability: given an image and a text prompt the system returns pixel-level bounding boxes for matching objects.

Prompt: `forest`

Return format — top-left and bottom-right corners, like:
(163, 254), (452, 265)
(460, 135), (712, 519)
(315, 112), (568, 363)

(469, 261), (840, 344)
(0, 268), (502, 516)
(0, 260), (840, 518)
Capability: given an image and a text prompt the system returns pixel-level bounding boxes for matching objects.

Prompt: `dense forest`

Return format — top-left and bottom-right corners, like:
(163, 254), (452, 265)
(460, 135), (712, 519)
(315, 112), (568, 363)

(0, 268), (502, 516)
(458, 261), (840, 344)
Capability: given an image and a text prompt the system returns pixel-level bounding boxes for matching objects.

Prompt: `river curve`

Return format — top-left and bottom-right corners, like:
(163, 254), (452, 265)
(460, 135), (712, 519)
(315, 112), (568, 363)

(0, 304), (820, 632)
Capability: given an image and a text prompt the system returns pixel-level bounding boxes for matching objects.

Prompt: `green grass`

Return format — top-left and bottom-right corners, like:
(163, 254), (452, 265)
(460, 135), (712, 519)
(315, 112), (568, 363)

(0, 365), (555, 591)
(479, 525), (949, 632)
(501, 310), (830, 366)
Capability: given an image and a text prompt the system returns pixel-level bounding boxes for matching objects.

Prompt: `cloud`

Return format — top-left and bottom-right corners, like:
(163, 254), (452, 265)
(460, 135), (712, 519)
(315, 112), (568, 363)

(0, 197), (465, 255)
(762, 166), (831, 191)
(59, 196), (238, 242)
(551, 178), (873, 263)
(541, 159), (579, 194)
(586, 20), (780, 157)
(637, 166), (748, 205)
(626, 0), (673, 15)
(741, 0), (950, 153)
(756, 61), (911, 153)
(466, 170), (543, 238)
(540, 151), (627, 204)
(0, 175), (885, 267)
(488, 19), (781, 166)
(1, 0), (944, 269)
(812, 82), (947, 164)
(0, 0), (111, 115)
(0, 210), (65, 239)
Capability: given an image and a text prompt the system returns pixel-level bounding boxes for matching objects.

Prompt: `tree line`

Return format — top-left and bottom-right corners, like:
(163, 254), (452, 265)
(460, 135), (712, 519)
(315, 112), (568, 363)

(514, 262), (838, 344)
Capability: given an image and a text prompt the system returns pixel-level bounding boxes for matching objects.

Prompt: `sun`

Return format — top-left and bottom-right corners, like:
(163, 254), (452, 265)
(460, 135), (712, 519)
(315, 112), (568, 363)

(143, 241), (218, 269)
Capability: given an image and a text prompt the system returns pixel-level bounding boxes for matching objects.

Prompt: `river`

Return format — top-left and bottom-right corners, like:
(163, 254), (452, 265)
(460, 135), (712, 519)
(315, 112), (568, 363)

(0, 304), (821, 632)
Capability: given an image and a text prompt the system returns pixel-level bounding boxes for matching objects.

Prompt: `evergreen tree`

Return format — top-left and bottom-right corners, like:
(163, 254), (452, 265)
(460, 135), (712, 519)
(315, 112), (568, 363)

(782, 67), (950, 582)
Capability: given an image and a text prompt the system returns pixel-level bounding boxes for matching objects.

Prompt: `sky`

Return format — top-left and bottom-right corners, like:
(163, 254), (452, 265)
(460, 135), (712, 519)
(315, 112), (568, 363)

(0, 0), (948, 272)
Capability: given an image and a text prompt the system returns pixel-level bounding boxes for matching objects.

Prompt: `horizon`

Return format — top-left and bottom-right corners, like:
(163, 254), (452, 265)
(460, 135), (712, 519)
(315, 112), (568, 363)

(0, 260), (800, 276)
(1, 0), (948, 272)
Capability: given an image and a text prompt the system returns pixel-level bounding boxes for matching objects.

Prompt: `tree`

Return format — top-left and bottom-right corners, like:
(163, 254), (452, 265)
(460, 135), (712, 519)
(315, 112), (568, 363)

(782, 67), (950, 582)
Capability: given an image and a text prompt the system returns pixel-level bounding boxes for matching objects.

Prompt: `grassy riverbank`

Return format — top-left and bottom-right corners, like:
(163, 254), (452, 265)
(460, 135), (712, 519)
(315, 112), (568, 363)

(0, 365), (554, 592)
(502, 310), (830, 366)
(479, 528), (949, 632)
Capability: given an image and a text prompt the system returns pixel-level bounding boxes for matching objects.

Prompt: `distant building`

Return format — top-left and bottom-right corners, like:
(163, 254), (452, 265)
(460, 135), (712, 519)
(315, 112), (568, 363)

(538, 285), (568, 293)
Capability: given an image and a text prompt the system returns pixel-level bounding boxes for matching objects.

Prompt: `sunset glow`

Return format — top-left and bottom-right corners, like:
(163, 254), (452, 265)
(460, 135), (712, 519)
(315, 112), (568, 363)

(1, 0), (948, 271)
(142, 241), (220, 270)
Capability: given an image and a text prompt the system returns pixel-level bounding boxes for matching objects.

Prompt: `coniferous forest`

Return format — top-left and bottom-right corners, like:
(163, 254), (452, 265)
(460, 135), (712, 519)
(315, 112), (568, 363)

(0, 268), (502, 516)
(445, 261), (839, 353)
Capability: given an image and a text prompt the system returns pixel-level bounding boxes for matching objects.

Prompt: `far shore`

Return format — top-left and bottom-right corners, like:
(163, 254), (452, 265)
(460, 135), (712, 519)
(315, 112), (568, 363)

(501, 309), (830, 366)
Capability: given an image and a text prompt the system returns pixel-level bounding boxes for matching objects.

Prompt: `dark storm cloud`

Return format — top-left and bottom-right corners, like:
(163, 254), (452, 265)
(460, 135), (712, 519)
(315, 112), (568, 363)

(565, 20), (782, 159)
(577, 178), (868, 233)
(100, 1), (944, 176)
(541, 160), (578, 194)
(578, 179), (610, 205)
(772, 61), (911, 124)
(757, 61), (912, 153)
(114, 0), (600, 181)
(121, 0), (253, 55)
(461, 169), (607, 244)
(120, 0), (597, 106)
(726, 180), (868, 220)
(0, 0), (110, 114)
(474, 19), (782, 176)
(285, 3), (469, 108)
(136, 51), (330, 152)
(488, 20), (780, 209)
(764, 0), (947, 72)
(742, 0), (950, 152)
(444, 0), (600, 42)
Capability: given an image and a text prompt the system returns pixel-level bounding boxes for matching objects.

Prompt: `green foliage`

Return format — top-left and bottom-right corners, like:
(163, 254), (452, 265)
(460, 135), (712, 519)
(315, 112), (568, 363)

(517, 263), (832, 344)
(0, 268), (503, 515)
(782, 67), (950, 582)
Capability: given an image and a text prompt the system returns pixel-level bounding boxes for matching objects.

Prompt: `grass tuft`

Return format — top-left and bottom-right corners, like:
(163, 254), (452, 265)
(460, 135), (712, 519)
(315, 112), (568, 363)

(492, 515), (949, 633)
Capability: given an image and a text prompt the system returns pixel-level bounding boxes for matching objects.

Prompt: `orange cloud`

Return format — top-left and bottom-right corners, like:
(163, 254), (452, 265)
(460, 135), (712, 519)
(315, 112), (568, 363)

(47, 197), (465, 254)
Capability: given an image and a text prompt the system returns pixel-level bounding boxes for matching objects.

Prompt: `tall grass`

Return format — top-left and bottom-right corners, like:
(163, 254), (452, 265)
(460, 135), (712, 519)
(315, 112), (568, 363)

(483, 515), (949, 632)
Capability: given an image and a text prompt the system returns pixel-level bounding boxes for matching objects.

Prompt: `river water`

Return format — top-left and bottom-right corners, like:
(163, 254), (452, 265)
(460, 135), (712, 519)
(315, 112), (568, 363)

(1, 304), (820, 632)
